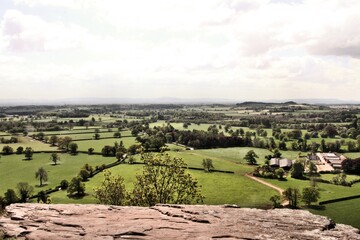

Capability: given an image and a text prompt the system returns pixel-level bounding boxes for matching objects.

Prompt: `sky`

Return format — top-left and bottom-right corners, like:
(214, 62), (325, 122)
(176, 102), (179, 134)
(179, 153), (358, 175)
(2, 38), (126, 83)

(0, 0), (360, 102)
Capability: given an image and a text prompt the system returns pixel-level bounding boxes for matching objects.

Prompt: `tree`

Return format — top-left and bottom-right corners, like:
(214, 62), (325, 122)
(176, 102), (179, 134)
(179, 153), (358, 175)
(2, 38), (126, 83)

(37, 190), (48, 203)
(94, 133), (100, 140)
(49, 135), (58, 146)
(94, 171), (127, 205)
(275, 168), (285, 179)
(113, 132), (121, 138)
(67, 177), (86, 196)
(50, 152), (60, 165)
(282, 187), (301, 208)
(17, 182), (33, 202)
(69, 142), (78, 155)
(4, 189), (19, 204)
(130, 153), (203, 206)
(270, 195), (281, 208)
(202, 158), (214, 172)
(290, 161), (304, 179)
(244, 150), (258, 165)
(88, 147), (94, 155)
(35, 167), (48, 187)
(60, 179), (69, 190)
(307, 161), (318, 177)
(2, 145), (13, 155)
(16, 146), (24, 154)
(78, 169), (91, 181)
(24, 147), (34, 160)
(302, 187), (320, 206)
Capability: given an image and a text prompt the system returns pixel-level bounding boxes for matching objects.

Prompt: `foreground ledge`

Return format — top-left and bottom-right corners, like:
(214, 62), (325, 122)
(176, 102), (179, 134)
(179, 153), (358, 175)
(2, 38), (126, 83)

(0, 204), (359, 239)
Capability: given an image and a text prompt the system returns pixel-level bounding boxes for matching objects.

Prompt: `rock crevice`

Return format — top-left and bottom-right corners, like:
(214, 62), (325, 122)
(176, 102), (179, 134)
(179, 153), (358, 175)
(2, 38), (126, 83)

(0, 204), (359, 239)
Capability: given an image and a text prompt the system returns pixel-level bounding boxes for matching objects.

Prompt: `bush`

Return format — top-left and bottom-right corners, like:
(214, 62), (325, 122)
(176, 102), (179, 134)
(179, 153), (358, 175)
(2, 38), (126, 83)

(60, 180), (69, 190)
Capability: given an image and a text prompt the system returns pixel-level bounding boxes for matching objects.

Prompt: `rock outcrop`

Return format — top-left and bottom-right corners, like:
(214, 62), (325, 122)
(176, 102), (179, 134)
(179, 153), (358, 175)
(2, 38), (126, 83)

(0, 204), (359, 239)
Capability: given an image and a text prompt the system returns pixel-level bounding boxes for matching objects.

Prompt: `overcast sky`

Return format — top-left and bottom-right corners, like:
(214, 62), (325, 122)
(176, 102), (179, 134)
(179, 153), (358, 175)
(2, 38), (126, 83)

(0, 0), (360, 102)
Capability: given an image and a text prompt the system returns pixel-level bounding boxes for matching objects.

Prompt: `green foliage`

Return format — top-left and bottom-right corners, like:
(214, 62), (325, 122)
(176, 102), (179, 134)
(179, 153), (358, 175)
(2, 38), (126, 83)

(282, 187), (301, 208)
(290, 161), (304, 179)
(94, 171), (127, 205)
(4, 189), (19, 204)
(78, 169), (91, 181)
(302, 187), (320, 206)
(69, 143), (78, 155)
(50, 152), (60, 165)
(331, 173), (349, 186)
(275, 168), (285, 179)
(24, 147), (34, 160)
(16, 182), (33, 202)
(269, 195), (281, 208)
(307, 161), (318, 177)
(244, 150), (258, 165)
(60, 179), (69, 190)
(16, 146), (23, 154)
(202, 158), (214, 172)
(130, 153), (204, 206)
(35, 167), (48, 187)
(2, 145), (13, 155)
(67, 177), (85, 196)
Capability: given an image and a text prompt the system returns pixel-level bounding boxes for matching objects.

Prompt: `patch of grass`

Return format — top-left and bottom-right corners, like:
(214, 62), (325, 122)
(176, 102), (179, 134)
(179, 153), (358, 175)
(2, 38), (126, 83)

(0, 153), (115, 194)
(308, 198), (360, 229)
(0, 136), (56, 152)
(75, 137), (138, 152)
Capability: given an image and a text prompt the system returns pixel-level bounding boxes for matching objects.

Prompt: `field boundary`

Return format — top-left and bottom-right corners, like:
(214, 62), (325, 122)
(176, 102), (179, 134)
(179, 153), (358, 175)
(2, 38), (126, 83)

(319, 195), (360, 205)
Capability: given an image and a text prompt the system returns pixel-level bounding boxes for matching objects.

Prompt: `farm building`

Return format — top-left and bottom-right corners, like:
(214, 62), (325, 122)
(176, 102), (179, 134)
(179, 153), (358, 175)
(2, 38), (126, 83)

(314, 152), (347, 170)
(269, 158), (293, 169)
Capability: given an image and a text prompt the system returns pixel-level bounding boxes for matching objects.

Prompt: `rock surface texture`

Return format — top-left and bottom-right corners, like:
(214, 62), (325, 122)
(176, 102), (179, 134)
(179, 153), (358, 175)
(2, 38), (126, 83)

(0, 204), (359, 239)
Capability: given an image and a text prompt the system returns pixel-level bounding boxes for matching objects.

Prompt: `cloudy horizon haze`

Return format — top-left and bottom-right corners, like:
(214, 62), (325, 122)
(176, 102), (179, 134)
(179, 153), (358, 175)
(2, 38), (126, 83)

(1, 0), (360, 103)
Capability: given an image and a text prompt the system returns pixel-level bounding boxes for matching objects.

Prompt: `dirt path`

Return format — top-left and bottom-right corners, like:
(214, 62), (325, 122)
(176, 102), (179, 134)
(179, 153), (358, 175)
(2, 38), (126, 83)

(245, 174), (289, 206)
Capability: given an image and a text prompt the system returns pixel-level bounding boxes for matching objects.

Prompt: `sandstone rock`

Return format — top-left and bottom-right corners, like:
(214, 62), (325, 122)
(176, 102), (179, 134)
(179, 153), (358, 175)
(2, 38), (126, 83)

(0, 203), (358, 239)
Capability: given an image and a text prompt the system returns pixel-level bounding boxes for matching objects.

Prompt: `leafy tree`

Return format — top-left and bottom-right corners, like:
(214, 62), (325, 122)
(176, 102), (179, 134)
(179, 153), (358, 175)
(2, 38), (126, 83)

(332, 173), (349, 186)
(49, 135), (58, 146)
(69, 142), (78, 155)
(60, 179), (69, 190)
(282, 187), (301, 208)
(270, 195), (281, 208)
(94, 133), (100, 140)
(50, 152), (60, 165)
(4, 189), (19, 204)
(302, 187), (320, 206)
(88, 147), (94, 155)
(37, 191), (48, 203)
(275, 168), (285, 179)
(94, 171), (127, 205)
(16, 146), (24, 154)
(0, 196), (6, 212)
(244, 150), (258, 165)
(67, 177), (86, 196)
(307, 161), (318, 177)
(17, 182), (33, 202)
(290, 161), (304, 179)
(35, 167), (48, 187)
(2, 145), (13, 155)
(113, 132), (121, 138)
(202, 158), (214, 172)
(130, 153), (203, 206)
(78, 169), (91, 181)
(24, 147), (34, 160)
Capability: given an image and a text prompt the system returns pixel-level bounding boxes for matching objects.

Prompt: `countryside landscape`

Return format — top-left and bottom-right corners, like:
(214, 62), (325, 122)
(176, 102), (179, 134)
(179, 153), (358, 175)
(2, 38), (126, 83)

(0, 102), (360, 230)
(1, 0), (360, 238)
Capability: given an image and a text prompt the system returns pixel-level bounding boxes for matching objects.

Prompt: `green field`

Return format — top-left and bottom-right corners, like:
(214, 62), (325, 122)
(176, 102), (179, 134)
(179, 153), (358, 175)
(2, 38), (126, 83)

(74, 137), (138, 152)
(0, 153), (116, 194)
(48, 163), (277, 207)
(0, 136), (56, 152)
(309, 198), (360, 229)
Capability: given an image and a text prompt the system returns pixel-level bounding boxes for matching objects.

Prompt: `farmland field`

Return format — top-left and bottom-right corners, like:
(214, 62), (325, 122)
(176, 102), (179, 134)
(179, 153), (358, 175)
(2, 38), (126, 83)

(309, 198), (360, 229)
(0, 153), (116, 194)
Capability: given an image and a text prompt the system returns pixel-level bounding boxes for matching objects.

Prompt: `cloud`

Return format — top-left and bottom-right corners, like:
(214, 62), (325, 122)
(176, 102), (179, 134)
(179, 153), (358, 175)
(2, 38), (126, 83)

(0, 0), (360, 101)
(1, 9), (87, 52)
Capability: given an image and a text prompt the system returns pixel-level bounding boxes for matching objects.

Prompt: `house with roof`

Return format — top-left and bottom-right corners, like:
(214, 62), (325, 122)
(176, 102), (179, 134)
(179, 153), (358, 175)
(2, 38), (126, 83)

(269, 158), (293, 170)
